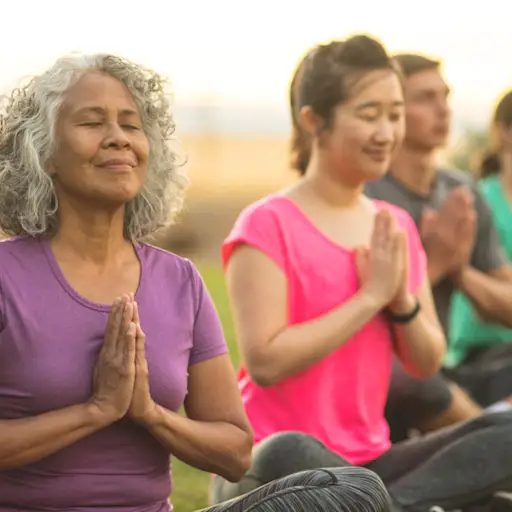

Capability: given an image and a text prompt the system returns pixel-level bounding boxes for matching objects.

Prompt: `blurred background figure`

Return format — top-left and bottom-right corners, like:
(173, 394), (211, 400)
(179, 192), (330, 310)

(447, 91), (512, 406)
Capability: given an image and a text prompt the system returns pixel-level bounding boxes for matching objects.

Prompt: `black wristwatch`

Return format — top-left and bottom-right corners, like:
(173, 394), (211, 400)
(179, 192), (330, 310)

(385, 298), (421, 324)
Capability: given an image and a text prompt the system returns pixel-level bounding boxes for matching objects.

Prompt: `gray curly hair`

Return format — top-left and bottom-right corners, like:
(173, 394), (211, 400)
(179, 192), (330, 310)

(0, 53), (188, 239)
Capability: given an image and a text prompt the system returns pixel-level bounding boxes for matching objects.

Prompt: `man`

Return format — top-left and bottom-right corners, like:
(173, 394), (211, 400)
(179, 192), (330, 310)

(365, 54), (512, 437)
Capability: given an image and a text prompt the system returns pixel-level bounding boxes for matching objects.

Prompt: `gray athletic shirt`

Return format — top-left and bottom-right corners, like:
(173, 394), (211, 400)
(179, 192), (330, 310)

(365, 169), (506, 334)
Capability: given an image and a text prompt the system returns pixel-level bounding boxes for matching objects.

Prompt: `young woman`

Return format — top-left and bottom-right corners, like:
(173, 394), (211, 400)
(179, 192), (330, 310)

(211, 36), (512, 511)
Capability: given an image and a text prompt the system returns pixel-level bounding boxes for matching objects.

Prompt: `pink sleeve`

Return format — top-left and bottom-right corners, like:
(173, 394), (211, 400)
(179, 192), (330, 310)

(221, 203), (286, 272)
(402, 211), (428, 294)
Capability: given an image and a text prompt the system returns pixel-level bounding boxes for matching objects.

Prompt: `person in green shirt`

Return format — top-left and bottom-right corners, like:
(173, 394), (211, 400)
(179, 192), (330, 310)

(448, 90), (512, 404)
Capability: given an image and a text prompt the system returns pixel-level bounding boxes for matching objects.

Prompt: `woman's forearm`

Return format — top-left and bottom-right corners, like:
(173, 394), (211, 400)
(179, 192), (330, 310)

(455, 266), (512, 327)
(249, 290), (383, 387)
(391, 295), (446, 379)
(141, 406), (253, 482)
(0, 403), (112, 469)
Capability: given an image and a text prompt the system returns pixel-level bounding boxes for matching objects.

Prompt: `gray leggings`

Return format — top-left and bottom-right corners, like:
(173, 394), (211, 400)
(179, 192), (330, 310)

(202, 467), (391, 511)
(211, 411), (512, 511)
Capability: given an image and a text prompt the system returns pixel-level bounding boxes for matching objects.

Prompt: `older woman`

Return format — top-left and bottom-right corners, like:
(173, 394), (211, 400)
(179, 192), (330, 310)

(0, 54), (391, 512)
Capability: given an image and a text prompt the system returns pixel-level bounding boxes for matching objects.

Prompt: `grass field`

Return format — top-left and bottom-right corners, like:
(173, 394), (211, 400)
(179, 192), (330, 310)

(171, 263), (240, 511)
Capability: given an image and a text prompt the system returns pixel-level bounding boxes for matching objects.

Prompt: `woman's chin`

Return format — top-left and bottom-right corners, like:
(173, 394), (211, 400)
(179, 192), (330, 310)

(362, 165), (390, 182)
(99, 182), (142, 204)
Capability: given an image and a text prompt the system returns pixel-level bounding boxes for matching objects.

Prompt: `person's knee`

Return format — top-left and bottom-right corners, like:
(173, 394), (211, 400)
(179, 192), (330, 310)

(331, 467), (391, 511)
(326, 465), (386, 489)
(256, 431), (320, 455)
(207, 467), (391, 512)
(292, 467), (391, 512)
(251, 431), (343, 483)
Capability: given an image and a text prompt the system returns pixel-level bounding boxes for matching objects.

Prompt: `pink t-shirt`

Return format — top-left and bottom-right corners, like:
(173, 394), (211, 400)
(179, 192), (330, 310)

(222, 195), (427, 465)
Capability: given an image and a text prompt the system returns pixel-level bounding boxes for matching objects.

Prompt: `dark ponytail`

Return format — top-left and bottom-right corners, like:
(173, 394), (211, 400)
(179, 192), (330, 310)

(289, 125), (311, 175)
(289, 52), (311, 175)
(480, 152), (501, 178)
(480, 90), (512, 178)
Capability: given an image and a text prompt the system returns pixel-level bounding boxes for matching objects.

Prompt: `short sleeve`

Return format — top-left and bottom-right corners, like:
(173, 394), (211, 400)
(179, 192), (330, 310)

(398, 208), (428, 293)
(221, 201), (287, 271)
(471, 188), (507, 273)
(187, 262), (229, 366)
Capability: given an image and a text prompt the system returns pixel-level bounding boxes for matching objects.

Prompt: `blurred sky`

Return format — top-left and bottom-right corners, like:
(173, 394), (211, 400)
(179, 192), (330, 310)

(1, 0), (510, 130)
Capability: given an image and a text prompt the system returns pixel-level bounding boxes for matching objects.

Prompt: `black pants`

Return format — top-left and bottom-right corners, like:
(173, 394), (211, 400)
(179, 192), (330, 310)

(444, 344), (512, 407)
(202, 467), (391, 511)
(211, 411), (512, 511)
(385, 359), (453, 443)
(385, 346), (512, 444)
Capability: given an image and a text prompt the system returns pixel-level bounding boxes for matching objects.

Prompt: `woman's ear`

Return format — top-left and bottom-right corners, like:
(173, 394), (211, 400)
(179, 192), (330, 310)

(298, 106), (324, 137)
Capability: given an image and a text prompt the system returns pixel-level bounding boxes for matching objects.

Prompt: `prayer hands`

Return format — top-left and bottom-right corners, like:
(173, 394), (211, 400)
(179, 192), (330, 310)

(355, 209), (407, 308)
(127, 294), (159, 425)
(420, 187), (476, 280)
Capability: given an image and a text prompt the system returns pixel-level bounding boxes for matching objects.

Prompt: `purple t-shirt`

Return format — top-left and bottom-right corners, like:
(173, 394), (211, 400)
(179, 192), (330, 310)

(0, 237), (228, 512)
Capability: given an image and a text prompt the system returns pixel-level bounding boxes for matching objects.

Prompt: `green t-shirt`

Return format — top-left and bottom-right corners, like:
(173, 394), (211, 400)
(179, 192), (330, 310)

(447, 175), (512, 367)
